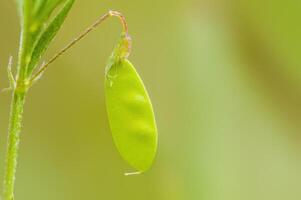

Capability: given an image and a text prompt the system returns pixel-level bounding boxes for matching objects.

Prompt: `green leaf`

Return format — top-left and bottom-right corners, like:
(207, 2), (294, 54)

(21, 0), (64, 22)
(33, 0), (64, 23)
(16, 0), (75, 80)
(26, 0), (75, 76)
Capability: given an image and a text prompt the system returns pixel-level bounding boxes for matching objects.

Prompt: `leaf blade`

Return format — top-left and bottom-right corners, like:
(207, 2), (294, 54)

(26, 0), (75, 76)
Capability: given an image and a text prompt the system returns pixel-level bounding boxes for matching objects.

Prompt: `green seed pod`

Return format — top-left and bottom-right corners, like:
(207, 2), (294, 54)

(105, 33), (158, 173)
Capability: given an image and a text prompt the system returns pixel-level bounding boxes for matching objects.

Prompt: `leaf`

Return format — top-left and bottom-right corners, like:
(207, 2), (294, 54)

(33, 0), (64, 23)
(16, 0), (74, 80)
(19, 0), (69, 55)
(20, 0), (64, 21)
(26, 0), (75, 76)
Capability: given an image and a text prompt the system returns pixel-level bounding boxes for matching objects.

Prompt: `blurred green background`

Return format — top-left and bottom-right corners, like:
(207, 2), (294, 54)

(1, 0), (301, 199)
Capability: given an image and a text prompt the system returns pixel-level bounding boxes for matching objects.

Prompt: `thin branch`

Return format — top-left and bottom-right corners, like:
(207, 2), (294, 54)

(30, 10), (129, 83)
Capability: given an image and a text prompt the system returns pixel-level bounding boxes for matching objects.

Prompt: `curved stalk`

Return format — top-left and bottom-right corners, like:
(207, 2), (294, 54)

(30, 10), (129, 83)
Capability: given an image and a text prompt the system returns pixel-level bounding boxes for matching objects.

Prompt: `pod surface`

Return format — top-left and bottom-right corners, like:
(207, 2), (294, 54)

(105, 59), (158, 172)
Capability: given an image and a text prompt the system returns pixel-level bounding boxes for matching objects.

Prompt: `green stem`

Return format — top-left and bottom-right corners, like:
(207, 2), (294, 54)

(3, 89), (27, 200)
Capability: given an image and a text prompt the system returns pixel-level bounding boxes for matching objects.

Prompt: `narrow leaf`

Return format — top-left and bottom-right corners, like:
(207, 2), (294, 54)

(27, 0), (75, 76)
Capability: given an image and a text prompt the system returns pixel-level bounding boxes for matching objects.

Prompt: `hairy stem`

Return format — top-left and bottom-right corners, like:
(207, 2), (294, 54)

(3, 88), (27, 200)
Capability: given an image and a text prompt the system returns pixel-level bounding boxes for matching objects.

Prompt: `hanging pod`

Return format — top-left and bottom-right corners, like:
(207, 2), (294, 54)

(105, 33), (158, 173)
(27, 10), (158, 174)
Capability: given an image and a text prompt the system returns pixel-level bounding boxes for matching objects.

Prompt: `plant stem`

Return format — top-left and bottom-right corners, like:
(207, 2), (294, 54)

(3, 88), (27, 200)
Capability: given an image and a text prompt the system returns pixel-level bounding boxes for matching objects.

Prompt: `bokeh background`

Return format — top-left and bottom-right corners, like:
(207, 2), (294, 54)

(1, 0), (301, 199)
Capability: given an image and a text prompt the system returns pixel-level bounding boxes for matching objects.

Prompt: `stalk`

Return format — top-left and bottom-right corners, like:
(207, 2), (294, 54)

(2, 10), (29, 199)
(3, 87), (27, 200)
